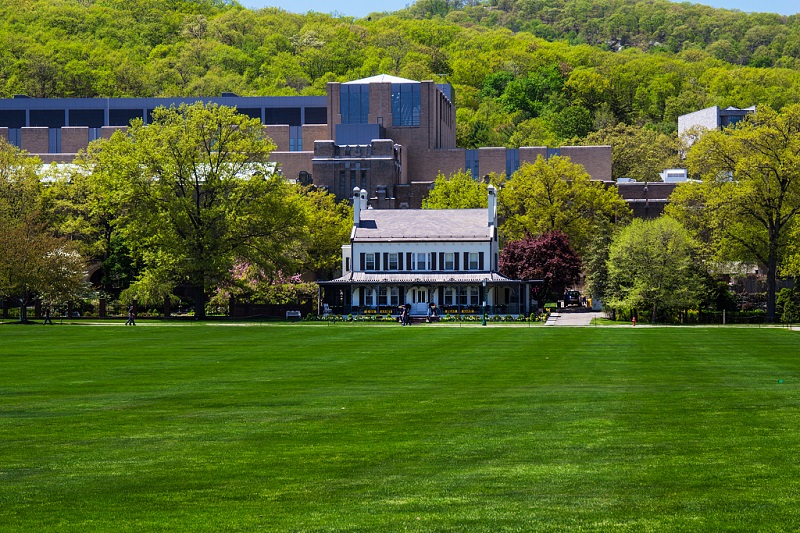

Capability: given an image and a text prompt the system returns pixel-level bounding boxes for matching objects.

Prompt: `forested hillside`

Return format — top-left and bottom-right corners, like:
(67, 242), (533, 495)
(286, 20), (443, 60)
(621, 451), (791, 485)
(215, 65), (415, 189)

(2, 0), (799, 149)
(405, 0), (800, 65)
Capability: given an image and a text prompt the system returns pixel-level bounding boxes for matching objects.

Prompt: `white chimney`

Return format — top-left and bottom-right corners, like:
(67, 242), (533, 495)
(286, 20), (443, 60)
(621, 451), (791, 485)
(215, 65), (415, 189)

(353, 187), (361, 225)
(360, 188), (368, 211)
(487, 184), (497, 227)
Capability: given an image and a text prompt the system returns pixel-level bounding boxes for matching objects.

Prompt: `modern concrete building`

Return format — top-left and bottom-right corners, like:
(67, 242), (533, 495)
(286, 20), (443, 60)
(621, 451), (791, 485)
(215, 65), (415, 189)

(1, 74), (613, 209)
(678, 105), (756, 148)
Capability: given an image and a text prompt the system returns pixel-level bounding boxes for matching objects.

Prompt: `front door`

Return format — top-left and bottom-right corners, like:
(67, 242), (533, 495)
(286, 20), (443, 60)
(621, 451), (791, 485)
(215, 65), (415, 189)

(408, 287), (429, 315)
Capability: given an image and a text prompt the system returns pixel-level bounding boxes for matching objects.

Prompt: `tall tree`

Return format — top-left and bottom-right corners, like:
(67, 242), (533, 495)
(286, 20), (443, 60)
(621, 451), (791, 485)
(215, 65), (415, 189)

(0, 224), (86, 321)
(498, 155), (631, 258)
(606, 216), (703, 323)
(0, 140), (85, 321)
(88, 103), (305, 318)
(683, 105), (800, 322)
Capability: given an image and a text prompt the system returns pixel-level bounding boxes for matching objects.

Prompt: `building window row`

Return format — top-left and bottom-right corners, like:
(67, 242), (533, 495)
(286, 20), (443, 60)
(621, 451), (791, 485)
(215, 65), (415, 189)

(359, 286), (482, 307)
(442, 286), (480, 306)
(1, 105), (327, 130)
(338, 169), (369, 196)
(360, 251), (484, 272)
(363, 287), (400, 307)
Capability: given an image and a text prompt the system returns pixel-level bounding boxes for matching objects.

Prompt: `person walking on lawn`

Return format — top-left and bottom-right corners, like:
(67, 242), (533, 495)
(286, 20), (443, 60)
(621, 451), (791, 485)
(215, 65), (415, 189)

(125, 305), (136, 326)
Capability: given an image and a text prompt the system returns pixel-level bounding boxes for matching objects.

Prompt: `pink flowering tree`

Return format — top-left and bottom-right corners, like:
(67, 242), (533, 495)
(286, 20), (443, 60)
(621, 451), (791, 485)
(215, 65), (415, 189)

(209, 260), (317, 314)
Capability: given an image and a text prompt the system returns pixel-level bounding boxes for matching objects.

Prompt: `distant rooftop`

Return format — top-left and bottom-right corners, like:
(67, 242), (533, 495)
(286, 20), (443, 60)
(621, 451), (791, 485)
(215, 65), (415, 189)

(354, 209), (491, 241)
(326, 272), (516, 284)
(344, 74), (420, 85)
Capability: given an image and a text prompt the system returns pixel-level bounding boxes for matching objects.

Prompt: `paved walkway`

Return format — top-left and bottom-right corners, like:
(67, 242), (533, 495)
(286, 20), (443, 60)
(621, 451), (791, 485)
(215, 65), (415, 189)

(545, 308), (604, 326)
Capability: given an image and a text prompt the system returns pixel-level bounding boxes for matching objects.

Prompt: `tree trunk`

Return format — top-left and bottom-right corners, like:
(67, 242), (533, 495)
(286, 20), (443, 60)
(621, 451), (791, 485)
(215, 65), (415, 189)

(651, 303), (658, 324)
(18, 297), (28, 323)
(765, 252), (778, 323)
(194, 285), (206, 319)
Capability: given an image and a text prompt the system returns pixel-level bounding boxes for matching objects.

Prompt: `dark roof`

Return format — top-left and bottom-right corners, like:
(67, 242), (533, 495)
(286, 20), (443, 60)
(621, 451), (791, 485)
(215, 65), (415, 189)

(354, 209), (492, 242)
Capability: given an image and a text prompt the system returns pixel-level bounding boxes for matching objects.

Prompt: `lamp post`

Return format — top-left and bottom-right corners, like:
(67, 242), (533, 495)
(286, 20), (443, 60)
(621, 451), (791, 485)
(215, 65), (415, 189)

(482, 279), (487, 326)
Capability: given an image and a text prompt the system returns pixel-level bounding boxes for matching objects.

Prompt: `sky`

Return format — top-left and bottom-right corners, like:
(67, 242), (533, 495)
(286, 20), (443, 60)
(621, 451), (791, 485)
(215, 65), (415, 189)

(238, 0), (798, 18)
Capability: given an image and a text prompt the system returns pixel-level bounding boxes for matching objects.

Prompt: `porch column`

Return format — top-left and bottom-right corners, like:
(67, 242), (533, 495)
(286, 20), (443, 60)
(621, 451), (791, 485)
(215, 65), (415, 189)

(525, 283), (531, 316)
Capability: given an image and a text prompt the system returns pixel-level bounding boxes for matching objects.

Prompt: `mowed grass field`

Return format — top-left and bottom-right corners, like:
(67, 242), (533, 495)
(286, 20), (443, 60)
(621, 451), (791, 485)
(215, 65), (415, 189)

(1, 323), (799, 532)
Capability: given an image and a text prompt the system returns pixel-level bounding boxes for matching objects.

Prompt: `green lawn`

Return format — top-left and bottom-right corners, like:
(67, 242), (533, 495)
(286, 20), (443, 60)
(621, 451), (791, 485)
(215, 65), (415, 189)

(1, 323), (799, 531)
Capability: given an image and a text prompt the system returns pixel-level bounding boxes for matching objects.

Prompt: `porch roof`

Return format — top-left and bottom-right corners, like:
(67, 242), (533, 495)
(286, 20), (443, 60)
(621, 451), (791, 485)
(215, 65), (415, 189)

(320, 271), (531, 284)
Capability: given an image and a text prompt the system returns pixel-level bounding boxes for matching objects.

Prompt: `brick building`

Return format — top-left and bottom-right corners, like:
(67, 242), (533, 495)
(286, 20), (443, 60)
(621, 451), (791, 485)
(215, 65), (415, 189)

(1, 74), (612, 209)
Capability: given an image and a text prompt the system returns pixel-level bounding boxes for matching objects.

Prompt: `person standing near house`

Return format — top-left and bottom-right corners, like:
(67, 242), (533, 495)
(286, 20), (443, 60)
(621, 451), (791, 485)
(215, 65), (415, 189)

(125, 305), (136, 326)
(427, 301), (436, 321)
(404, 303), (412, 325)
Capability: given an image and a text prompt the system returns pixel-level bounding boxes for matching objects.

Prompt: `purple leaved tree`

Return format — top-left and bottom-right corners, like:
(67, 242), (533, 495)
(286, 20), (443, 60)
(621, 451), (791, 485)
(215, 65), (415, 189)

(499, 231), (582, 304)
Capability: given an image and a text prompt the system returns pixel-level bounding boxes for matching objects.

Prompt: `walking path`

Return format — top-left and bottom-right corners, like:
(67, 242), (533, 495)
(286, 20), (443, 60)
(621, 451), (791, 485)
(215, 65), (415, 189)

(545, 308), (604, 326)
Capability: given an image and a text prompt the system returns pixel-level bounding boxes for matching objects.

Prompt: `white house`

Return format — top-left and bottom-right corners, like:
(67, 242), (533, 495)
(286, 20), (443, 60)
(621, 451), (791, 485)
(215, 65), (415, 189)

(319, 186), (534, 318)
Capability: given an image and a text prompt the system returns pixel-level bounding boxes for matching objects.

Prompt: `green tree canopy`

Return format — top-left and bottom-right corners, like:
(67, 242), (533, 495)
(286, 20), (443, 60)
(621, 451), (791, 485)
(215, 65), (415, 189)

(679, 104), (800, 322)
(87, 102), (305, 317)
(423, 171), (488, 209)
(0, 140), (86, 321)
(606, 216), (703, 323)
(498, 155), (631, 258)
(293, 185), (353, 280)
(583, 123), (681, 182)
(2, 0), (800, 146)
